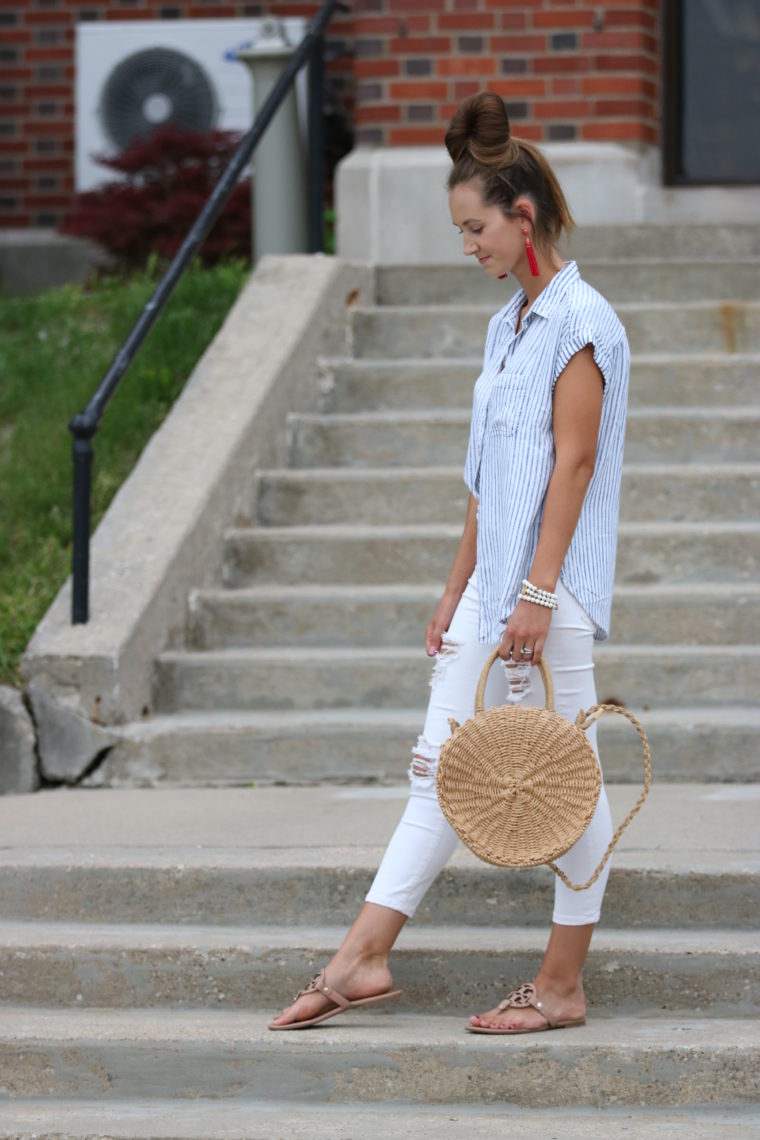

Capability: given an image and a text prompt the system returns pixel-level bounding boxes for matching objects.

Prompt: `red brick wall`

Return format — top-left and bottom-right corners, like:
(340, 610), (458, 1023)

(0, 0), (352, 228)
(1, 0), (662, 230)
(354, 0), (661, 147)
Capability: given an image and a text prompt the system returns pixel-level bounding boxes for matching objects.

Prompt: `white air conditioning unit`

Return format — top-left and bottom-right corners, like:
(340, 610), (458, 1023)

(75, 18), (307, 191)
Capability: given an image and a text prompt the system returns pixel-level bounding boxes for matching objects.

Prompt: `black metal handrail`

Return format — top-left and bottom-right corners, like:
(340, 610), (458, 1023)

(69, 0), (346, 623)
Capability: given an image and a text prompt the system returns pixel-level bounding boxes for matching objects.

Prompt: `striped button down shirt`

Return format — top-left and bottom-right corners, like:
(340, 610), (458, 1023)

(464, 259), (630, 643)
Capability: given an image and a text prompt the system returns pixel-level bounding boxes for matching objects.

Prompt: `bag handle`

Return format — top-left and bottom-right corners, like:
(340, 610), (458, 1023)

(474, 647), (554, 714)
(549, 703), (652, 891)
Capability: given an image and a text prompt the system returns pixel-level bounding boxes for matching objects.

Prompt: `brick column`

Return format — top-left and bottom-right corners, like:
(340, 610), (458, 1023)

(354, 0), (661, 148)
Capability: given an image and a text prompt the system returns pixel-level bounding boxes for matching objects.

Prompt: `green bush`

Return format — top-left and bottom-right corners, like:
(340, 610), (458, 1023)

(0, 260), (248, 686)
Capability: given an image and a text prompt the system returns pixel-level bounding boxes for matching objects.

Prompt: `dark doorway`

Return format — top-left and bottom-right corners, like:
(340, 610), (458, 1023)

(664, 0), (760, 184)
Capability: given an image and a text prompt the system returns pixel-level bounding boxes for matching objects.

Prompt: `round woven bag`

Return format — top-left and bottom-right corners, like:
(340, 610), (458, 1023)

(436, 649), (651, 891)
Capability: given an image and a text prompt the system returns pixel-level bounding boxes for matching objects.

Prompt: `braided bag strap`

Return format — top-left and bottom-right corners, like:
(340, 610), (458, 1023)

(548, 703), (652, 892)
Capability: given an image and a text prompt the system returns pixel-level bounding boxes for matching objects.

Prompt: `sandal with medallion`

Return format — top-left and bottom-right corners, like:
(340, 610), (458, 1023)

(466, 981), (586, 1035)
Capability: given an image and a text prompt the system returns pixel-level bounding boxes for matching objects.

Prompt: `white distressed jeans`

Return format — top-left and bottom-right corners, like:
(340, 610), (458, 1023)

(365, 569), (614, 925)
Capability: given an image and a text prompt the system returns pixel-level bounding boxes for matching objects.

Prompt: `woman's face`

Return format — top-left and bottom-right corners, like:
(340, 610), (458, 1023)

(449, 180), (525, 278)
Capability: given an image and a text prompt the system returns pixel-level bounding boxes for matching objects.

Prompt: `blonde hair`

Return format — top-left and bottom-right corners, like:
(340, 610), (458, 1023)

(445, 92), (574, 248)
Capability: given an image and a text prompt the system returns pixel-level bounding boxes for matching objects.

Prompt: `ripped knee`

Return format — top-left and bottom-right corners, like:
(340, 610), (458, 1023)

(409, 734), (440, 784)
(429, 635), (461, 689)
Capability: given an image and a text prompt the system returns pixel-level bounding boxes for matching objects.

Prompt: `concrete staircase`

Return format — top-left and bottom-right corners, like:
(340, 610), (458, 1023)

(95, 228), (760, 789)
(2, 229), (759, 1134)
(0, 783), (758, 1134)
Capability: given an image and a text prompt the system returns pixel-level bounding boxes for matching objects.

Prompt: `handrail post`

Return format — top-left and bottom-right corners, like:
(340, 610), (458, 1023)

(70, 413), (96, 624)
(308, 32), (325, 253)
(238, 20), (308, 262)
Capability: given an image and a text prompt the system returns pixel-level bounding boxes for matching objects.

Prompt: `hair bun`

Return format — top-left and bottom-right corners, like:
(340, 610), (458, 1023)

(444, 92), (518, 168)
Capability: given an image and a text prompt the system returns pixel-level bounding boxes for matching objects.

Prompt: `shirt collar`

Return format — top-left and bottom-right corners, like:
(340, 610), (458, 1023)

(504, 260), (579, 330)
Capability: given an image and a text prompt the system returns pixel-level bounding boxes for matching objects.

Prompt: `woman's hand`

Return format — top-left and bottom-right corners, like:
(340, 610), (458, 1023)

(498, 599), (552, 666)
(425, 594), (460, 656)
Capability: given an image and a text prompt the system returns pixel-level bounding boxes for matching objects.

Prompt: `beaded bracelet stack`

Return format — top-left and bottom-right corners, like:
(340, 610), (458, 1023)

(520, 579), (559, 610)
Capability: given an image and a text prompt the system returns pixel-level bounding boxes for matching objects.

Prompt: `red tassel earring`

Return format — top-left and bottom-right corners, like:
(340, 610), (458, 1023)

(522, 229), (540, 277)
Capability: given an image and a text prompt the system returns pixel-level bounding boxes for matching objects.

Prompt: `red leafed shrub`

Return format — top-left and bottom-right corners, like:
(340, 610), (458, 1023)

(61, 125), (251, 268)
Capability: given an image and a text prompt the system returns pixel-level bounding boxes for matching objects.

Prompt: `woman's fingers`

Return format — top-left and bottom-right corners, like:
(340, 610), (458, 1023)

(426, 596), (459, 656)
(500, 622), (533, 662)
(501, 607), (552, 663)
(425, 618), (447, 656)
(530, 635), (545, 666)
(425, 627), (440, 655)
(498, 628), (514, 660)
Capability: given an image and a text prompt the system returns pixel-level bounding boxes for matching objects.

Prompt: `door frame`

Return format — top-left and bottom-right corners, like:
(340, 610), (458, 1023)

(662, 0), (759, 186)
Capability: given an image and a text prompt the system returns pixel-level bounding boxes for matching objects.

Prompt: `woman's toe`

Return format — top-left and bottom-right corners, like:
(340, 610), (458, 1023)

(269, 1013), (287, 1026)
(471, 1013), (497, 1028)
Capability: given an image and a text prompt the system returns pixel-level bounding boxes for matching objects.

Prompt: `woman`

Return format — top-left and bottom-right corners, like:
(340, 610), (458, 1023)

(270, 92), (630, 1035)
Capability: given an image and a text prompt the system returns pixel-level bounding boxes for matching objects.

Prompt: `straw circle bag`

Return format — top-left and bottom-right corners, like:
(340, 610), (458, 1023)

(436, 649), (652, 891)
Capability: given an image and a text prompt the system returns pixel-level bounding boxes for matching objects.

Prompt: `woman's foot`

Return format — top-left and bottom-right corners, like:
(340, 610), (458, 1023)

(269, 959), (395, 1028)
(468, 977), (586, 1032)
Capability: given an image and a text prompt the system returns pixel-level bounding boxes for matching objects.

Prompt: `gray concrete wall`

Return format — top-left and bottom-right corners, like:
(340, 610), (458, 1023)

(336, 143), (760, 265)
(21, 256), (372, 758)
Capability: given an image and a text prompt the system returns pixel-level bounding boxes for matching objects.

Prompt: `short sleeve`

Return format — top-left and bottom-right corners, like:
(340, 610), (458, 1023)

(553, 319), (614, 394)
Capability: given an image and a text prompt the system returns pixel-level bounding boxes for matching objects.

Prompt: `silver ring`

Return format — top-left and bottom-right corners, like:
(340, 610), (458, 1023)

(520, 646), (533, 657)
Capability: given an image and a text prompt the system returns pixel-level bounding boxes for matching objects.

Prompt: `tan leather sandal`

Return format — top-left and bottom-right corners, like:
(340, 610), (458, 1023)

(465, 981), (586, 1035)
(268, 968), (403, 1031)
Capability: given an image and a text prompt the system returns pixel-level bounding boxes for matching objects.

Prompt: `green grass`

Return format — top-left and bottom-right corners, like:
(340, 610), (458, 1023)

(0, 260), (249, 687)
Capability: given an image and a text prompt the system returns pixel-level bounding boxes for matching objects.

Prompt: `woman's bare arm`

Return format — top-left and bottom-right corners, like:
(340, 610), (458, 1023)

(425, 491), (478, 655)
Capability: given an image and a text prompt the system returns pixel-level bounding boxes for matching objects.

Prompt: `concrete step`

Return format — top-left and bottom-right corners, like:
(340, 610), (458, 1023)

(254, 465), (760, 527)
(555, 224), (760, 261)
(0, 1008), (756, 1107)
(152, 645), (760, 712)
(220, 523), (760, 588)
(0, 922), (755, 1016)
(94, 707), (760, 785)
(376, 259), (760, 306)
(350, 301), (760, 358)
(186, 583), (760, 651)
(318, 354), (760, 412)
(0, 786), (755, 928)
(287, 407), (760, 468)
(2, 1102), (759, 1140)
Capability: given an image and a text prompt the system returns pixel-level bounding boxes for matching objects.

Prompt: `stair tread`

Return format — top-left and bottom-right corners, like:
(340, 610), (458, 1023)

(320, 351), (760, 366)
(292, 406), (760, 424)
(227, 520), (760, 537)
(2, 1101), (758, 1140)
(377, 256), (760, 268)
(0, 919), (755, 954)
(354, 300), (760, 314)
(259, 461), (760, 477)
(0, 785), (756, 872)
(158, 643), (760, 661)
(192, 581), (760, 600)
(0, 1006), (757, 1044)
(112, 705), (760, 730)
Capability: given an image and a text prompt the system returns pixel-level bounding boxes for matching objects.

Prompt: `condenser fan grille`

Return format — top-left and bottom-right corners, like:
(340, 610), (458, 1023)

(100, 47), (217, 149)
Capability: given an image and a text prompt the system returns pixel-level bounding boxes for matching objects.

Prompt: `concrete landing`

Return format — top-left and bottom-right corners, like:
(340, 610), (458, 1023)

(0, 784), (755, 872)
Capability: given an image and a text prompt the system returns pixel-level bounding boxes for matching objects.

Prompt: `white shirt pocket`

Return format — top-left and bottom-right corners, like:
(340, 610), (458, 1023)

(487, 371), (529, 437)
